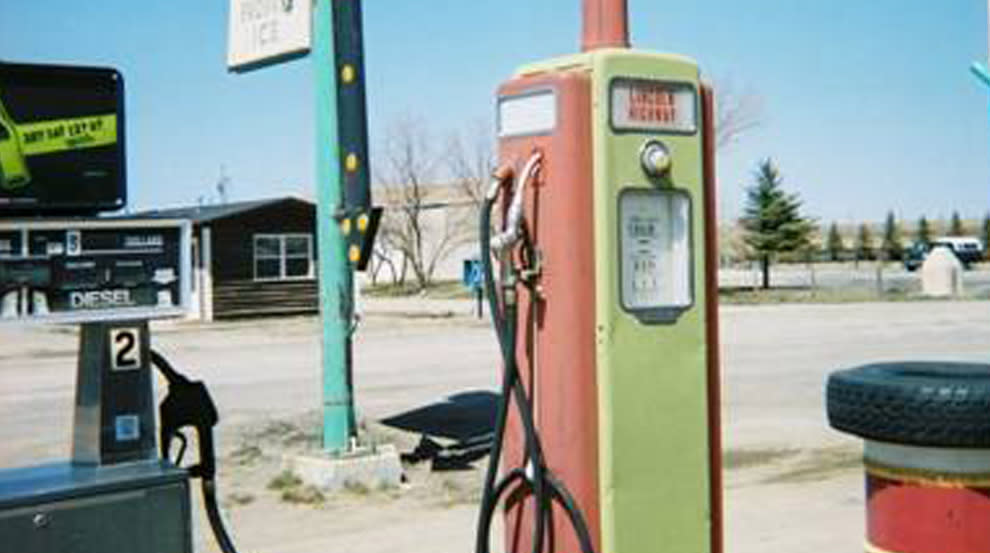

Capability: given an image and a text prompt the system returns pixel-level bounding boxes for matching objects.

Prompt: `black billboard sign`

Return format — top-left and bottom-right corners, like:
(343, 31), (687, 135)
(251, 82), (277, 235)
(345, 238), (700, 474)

(0, 62), (126, 215)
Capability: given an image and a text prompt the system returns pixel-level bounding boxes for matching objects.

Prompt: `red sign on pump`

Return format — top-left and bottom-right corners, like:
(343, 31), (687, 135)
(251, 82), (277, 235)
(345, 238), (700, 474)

(611, 79), (696, 133)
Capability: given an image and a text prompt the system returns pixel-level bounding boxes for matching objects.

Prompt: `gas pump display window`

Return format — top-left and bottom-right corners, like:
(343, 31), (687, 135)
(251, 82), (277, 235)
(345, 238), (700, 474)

(611, 78), (697, 134)
(497, 90), (557, 138)
(619, 189), (692, 321)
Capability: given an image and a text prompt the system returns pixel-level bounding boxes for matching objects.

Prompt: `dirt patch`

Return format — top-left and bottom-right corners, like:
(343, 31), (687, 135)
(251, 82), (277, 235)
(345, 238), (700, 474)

(723, 447), (800, 470)
(219, 412), (488, 512)
(761, 446), (861, 485)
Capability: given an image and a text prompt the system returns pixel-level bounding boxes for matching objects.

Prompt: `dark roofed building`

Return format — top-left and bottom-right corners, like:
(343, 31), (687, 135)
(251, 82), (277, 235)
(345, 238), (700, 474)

(131, 197), (317, 320)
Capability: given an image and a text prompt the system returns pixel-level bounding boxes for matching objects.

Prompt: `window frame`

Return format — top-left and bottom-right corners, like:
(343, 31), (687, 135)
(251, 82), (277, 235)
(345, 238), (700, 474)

(253, 233), (315, 282)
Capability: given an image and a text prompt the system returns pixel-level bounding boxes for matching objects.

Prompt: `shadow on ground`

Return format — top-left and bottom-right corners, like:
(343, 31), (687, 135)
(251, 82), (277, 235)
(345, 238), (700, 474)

(381, 391), (497, 471)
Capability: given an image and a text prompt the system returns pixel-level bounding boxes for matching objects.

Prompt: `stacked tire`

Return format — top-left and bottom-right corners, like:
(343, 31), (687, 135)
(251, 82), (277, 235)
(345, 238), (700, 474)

(828, 362), (990, 553)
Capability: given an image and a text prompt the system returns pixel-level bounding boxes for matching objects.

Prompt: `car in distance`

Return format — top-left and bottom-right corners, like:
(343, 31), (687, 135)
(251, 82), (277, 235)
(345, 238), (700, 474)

(903, 241), (928, 272)
(904, 237), (984, 271)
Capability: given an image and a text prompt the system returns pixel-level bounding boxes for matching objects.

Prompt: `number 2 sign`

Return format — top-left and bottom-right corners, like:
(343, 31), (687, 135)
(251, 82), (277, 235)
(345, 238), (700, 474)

(110, 328), (141, 371)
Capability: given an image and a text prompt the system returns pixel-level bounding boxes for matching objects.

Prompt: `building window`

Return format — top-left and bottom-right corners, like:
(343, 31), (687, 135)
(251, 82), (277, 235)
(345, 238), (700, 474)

(254, 234), (314, 281)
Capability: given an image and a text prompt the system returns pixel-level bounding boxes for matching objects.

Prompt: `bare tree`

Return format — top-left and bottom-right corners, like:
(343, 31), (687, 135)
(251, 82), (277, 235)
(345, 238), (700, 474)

(374, 116), (474, 291)
(711, 80), (764, 268)
(713, 80), (764, 150)
(446, 119), (495, 210)
(367, 245), (400, 286)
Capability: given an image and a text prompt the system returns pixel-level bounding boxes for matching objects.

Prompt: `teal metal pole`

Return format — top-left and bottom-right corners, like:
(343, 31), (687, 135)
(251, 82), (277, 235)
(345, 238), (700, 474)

(314, 0), (355, 453)
(971, 62), (990, 88)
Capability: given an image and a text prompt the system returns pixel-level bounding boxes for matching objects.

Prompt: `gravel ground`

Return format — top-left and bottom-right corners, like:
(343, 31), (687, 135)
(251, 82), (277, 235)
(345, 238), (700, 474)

(0, 299), (987, 553)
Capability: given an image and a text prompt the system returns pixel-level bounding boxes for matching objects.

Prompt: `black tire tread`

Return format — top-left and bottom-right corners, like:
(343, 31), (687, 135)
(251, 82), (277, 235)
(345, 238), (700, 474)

(826, 362), (990, 448)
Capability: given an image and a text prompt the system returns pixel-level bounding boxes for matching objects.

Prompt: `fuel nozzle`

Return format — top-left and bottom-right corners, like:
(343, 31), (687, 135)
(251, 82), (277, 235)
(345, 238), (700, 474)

(491, 152), (542, 252)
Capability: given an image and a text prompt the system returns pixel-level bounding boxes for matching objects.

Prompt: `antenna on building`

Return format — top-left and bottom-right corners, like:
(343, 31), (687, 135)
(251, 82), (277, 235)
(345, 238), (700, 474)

(216, 165), (231, 205)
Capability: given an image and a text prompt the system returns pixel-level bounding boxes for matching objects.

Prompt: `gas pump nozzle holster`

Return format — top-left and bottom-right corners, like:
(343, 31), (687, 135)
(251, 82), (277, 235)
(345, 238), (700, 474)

(150, 350), (219, 480)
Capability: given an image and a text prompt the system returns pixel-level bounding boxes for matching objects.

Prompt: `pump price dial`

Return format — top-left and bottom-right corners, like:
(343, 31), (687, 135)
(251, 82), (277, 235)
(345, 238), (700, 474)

(625, 215), (664, 306)
(619, 190), (692, 314)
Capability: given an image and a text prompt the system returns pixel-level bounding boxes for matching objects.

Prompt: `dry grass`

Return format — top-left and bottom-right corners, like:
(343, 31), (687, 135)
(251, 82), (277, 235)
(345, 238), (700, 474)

(363, 279), (473, 300)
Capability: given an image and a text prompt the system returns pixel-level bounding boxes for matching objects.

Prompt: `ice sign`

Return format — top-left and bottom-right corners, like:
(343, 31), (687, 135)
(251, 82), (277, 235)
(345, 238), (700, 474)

(227, 0), (312, 71)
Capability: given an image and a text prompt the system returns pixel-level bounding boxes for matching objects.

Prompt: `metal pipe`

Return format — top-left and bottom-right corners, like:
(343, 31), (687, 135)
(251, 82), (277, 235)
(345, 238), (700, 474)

(581, 0), (630, 51)
(492, 152), (542, 252)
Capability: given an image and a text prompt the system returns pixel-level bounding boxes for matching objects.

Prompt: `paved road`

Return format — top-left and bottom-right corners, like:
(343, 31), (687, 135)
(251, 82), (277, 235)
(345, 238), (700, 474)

(0, 300), (987, 553)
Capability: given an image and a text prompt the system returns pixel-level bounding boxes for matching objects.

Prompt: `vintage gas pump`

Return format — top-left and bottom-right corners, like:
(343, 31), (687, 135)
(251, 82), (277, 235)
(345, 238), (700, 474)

(477, 1), (721, 553)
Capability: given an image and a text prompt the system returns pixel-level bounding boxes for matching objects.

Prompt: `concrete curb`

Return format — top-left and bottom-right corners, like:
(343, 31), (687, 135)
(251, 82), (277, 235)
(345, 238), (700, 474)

(281, 444), (404, 493)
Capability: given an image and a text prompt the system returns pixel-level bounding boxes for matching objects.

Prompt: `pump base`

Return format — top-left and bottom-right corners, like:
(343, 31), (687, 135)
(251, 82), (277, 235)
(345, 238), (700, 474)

(0, 460), (191, 553)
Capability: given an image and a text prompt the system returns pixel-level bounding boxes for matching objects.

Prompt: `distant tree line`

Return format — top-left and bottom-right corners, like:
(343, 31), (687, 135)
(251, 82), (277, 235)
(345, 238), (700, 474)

(821, 210), (989, 263)
(738, 158), (988, 289)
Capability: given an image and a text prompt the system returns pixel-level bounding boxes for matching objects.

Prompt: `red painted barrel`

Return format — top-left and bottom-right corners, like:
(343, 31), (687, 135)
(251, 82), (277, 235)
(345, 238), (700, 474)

(865, 442), (990, 553)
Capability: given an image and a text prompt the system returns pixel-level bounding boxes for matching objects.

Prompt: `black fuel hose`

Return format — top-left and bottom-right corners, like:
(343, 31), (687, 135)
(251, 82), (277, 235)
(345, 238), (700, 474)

(202, 478), (241, 553)
(474, 192), (596, 553)
(149, 350), (242, 553)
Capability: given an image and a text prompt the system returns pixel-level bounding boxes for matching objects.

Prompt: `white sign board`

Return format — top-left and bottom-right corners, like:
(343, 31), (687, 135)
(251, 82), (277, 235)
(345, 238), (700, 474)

(497, 91), (557, 138)
(227, 0), (312, 71)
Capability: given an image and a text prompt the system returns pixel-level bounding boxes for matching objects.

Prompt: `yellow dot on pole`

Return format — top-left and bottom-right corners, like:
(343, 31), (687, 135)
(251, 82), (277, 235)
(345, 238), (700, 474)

(341, 218), (352, 236)
(345, 153), (359, 172)
(348, 245), (361, 263)
(341, 64), (356, 84)
(357, 214), (370, 233)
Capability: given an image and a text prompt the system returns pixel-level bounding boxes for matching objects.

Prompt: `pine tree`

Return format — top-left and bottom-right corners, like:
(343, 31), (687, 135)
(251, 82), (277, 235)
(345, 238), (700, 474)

(856, 223), (874, 261)
(950, 211), (965, 236)
(881, 210), (903, 261)
(825, 222), (844, 261)
(917, 216), (932, 247)
(740, 158), (816, 289)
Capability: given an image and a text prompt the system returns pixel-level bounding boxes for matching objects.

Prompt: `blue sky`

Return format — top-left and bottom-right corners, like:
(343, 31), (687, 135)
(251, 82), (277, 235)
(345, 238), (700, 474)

(1, 1), (988, 225)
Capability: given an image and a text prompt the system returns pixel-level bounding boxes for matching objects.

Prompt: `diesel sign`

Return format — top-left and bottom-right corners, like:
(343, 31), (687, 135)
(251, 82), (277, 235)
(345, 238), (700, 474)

(0, 219), (190, 323)
(70, 289), (134, 310)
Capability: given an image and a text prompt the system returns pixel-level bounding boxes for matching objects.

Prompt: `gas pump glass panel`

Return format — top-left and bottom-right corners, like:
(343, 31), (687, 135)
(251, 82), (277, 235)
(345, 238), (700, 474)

(0, 219), (191, 324)
(497, 90), (557, 138)
(611, 78), (697, 134)
(0, 62), (125, 215)
(619, 189), (692, 323)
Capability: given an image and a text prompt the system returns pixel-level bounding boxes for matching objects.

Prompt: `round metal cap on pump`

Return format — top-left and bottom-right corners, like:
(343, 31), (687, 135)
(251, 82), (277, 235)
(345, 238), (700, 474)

(640, 140), (671, 177)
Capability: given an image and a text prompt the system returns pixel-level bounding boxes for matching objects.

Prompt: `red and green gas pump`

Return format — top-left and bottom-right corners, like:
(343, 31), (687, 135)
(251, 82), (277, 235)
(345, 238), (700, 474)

(477, 1), (722, 552)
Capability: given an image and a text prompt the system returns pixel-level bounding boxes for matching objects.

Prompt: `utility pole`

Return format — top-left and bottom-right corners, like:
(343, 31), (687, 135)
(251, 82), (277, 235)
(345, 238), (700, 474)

(314, 0), (355, 453)
(227, 0), (356, 453)
(312, 0), (378, 453)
